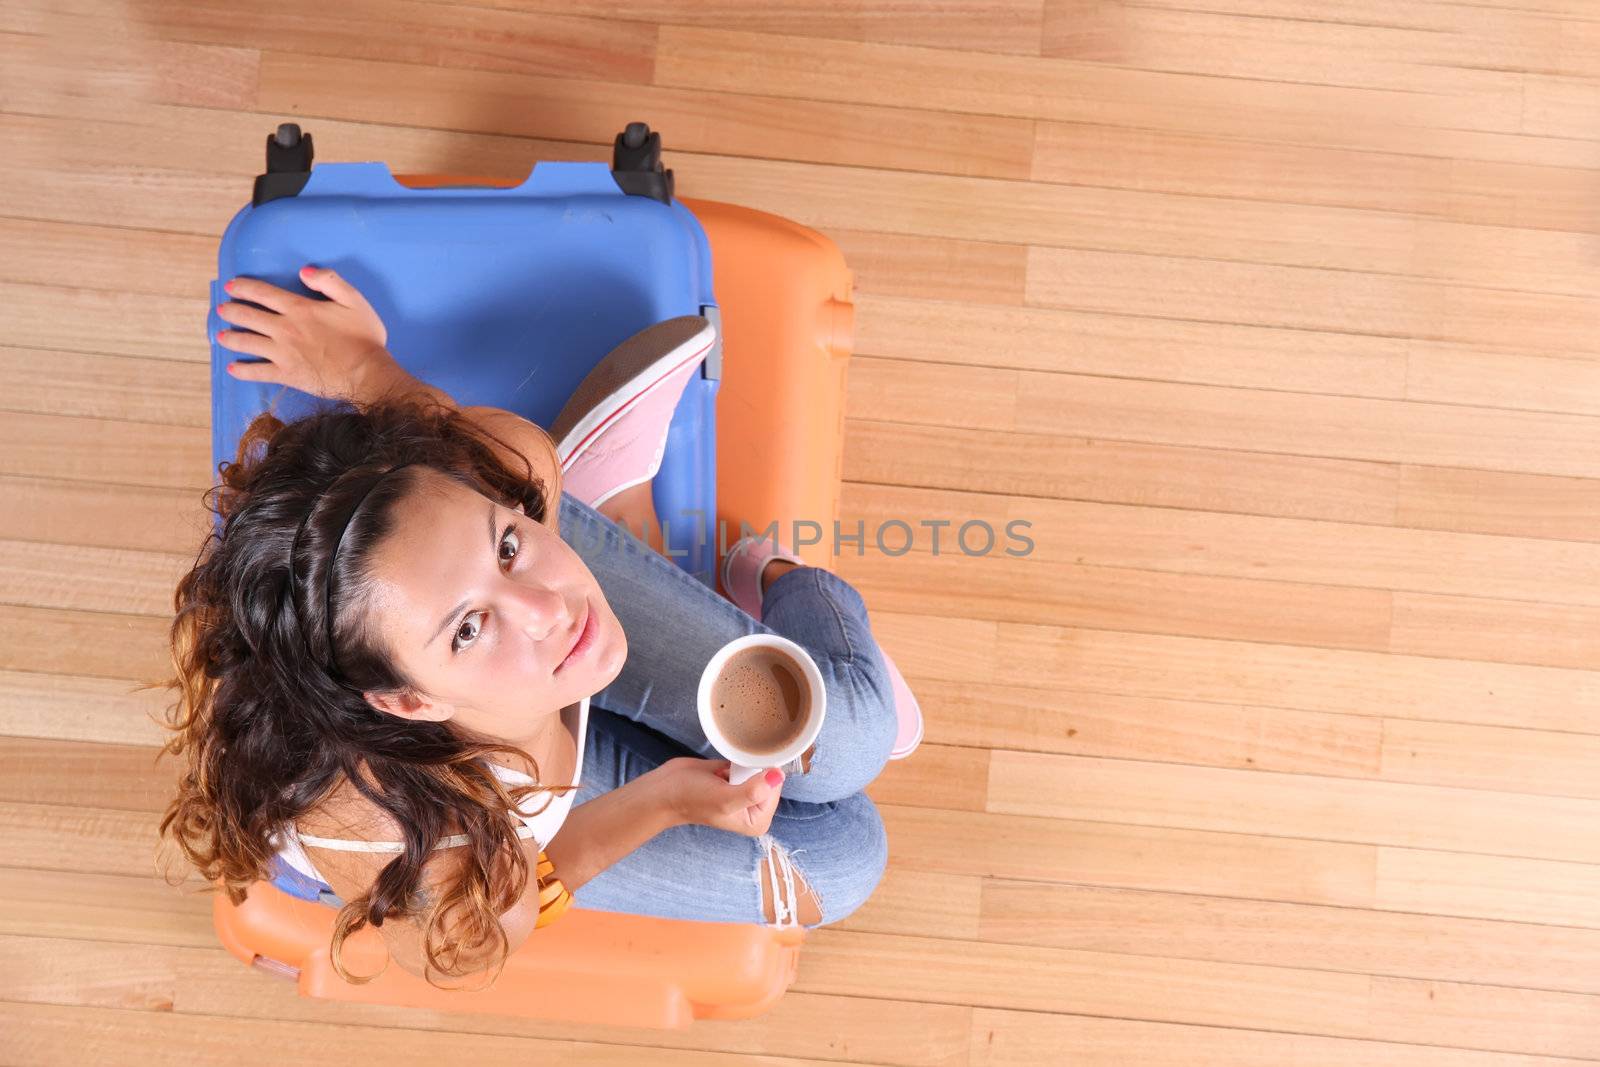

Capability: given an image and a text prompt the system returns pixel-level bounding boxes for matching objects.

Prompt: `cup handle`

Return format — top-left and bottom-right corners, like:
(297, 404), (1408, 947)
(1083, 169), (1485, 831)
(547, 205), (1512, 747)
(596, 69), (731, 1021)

(728, 763), (764, 787)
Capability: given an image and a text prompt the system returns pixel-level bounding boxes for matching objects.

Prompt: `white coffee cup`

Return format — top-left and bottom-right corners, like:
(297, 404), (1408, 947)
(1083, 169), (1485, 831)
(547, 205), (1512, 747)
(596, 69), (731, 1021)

(697, 634), (826, 786)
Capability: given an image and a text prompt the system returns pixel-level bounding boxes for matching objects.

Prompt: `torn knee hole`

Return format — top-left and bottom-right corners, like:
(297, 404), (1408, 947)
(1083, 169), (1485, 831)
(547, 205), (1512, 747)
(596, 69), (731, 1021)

(757, 838), (822, 928)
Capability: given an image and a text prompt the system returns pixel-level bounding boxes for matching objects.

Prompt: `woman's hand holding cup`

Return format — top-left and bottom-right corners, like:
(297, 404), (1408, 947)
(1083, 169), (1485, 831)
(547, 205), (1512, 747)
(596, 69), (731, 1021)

(658, 757), (785, 836)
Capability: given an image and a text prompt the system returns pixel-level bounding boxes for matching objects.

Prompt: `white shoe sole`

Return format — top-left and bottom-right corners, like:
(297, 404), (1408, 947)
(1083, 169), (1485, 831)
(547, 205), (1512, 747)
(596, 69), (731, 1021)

(553, 317), (716, 470)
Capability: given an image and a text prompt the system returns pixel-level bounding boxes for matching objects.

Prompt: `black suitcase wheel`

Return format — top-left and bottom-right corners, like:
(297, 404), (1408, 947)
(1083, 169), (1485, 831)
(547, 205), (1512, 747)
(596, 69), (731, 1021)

(611, 121), (674, 205)
(253, 122), (314, 207)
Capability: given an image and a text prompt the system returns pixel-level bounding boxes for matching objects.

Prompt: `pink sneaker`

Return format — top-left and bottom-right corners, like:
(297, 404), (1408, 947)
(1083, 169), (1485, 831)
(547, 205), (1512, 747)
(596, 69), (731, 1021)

(719, 534), (923, 761)
(882, 650), (923, 761)
(719, 532), (806, 621)
(550, 316), (716, 509)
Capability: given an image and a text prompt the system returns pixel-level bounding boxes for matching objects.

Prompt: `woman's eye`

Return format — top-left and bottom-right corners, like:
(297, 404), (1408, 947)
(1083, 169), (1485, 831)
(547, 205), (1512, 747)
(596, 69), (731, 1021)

(498, 526), (520, 562)
(452, 523), (522, 655)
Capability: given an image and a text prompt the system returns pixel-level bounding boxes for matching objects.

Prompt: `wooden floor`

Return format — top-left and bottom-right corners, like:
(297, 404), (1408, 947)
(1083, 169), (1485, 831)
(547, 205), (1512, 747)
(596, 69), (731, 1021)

(5, 0), (1600, 1063)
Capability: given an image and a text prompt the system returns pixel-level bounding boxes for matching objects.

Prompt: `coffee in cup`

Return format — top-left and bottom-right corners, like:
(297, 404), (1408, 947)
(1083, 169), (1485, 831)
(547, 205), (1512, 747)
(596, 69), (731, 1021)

(697, 634), (826, 785)
(709, 644), (813, 755)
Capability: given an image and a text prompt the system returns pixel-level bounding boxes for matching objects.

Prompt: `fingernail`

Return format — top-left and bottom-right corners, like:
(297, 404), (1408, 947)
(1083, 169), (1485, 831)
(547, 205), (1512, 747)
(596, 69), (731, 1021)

(764, 769), (783, 787)
(223, 280), (233, 292)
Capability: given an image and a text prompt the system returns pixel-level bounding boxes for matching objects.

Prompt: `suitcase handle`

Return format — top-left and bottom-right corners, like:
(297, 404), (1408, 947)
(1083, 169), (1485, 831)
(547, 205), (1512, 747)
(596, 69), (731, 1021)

(393, 174), (521, 190)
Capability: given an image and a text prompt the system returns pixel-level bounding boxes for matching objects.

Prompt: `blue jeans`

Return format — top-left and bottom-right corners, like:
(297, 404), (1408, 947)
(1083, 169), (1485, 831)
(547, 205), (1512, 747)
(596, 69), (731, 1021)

(559, 491), (896, 929)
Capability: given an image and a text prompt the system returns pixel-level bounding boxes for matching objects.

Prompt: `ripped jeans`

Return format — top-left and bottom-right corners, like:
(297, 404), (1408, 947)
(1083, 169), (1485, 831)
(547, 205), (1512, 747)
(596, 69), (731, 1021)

(560, 490), (896, 929)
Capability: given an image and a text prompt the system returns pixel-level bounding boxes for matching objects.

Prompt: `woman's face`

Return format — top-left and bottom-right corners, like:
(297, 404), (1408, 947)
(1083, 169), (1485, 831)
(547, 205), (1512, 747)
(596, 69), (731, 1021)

(358, 470), (626, 747)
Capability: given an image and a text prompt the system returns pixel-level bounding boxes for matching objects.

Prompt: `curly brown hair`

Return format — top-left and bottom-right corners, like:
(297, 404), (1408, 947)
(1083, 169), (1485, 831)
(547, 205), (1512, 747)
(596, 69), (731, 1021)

(149, 392), (574, 990)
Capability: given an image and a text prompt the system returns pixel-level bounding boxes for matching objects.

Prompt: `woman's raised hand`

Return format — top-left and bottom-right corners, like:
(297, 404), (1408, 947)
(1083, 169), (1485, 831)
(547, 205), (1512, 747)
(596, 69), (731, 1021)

(216, 265), (407, 404)
(658, 756), (785, 837)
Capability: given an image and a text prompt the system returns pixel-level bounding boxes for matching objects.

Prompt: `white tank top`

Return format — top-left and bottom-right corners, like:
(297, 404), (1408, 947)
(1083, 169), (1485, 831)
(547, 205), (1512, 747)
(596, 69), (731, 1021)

(271, 696), (589, 887)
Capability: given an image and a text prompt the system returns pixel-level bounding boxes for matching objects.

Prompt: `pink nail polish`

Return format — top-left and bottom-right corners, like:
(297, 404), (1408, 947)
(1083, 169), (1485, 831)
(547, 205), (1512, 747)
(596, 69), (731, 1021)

(764, 769), (783, 787)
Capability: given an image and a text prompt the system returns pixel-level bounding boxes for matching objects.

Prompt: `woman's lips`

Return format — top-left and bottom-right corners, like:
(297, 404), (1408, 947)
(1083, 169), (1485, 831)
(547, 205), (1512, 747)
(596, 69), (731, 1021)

(554, 600), (595, 674)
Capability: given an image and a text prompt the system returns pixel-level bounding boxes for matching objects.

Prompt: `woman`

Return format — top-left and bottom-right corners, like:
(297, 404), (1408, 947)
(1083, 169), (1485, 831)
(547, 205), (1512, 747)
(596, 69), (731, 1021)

(156, 265), (917, 991)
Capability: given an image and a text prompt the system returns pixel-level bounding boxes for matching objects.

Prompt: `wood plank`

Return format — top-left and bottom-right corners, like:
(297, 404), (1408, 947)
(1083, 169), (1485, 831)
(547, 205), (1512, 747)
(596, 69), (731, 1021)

(909, 675), (1384, 776)
(0, 347), (209, 425)
(1041, 5), (1463, 92)
(1380, 717), (1600, 800)
(0, 218), (215, 298)
(0, 31), (260, 122)
(879, 801), (1381, 910)
(851, 354), (1600, 481)
(970, 1006), (1600, 1067)
(1410, 221), (1600, 298)
(986, 750), (1600, 863)
(0, 801), (179, 878)
(0, 739), (174, 814)
(72, 0), (662, 83)
(0, 109), (591, 235)
(1035, 118), (1596, 229)
(0, 998), (871, 1067)
(0, 936), (180, 1015)
(0, 412), (207, 489)
(674, 157), (1420, 275)
(1026, 244), (1600, 356)
(0, 669), (173, 748)
(796, 928), (1600, 1058)
(837, 549), (1396, 652)
(6, 28), (1030, 181)
(410, 0), (1050, 55)
(1407, 344), (1600, 418)
(257, 50), (1036, 180)
(1377, 846), (1600, 928)
(1523, 72), (1600, 139)
(1391, 592), (1600, 671)
(866, 742), (991, 813)
(0, 604), (170, 681)
(1008, 364), (1600, 479)
(980, 880), (1600, 995)
(653, 26), (1494, 145)
(844, 419), (1402, 525)
(830, 237), (1027, 307)
(0, 537), (185, 617)
(0, 868), (216, 949)
(852, 292), (1410, 396)
(867, 610), (1600, 734)
(0, 282), (201, 362)
(899, 663), (1600, 800)
(839, 481), (1600, 608)
(0, 473), (208, 553)
(1398, 464), (1600, 543)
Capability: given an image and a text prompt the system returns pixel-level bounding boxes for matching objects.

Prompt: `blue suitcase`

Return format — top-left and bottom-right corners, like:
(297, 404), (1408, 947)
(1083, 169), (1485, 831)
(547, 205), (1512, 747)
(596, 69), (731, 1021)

(208, 123), (723, 585)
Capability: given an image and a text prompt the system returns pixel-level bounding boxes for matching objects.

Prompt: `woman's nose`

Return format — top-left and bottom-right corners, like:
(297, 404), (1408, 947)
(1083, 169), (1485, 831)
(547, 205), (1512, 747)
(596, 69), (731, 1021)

(510, 583), (570, 640)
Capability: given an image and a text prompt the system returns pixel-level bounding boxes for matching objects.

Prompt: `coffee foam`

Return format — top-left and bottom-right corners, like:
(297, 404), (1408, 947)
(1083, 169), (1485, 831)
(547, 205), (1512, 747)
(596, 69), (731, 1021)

(710, 647), (813, 756)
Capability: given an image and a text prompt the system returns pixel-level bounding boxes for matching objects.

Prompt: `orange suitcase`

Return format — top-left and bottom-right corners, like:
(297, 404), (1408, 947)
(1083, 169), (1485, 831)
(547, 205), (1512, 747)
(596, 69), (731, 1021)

(213, 166), (854, 1028)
